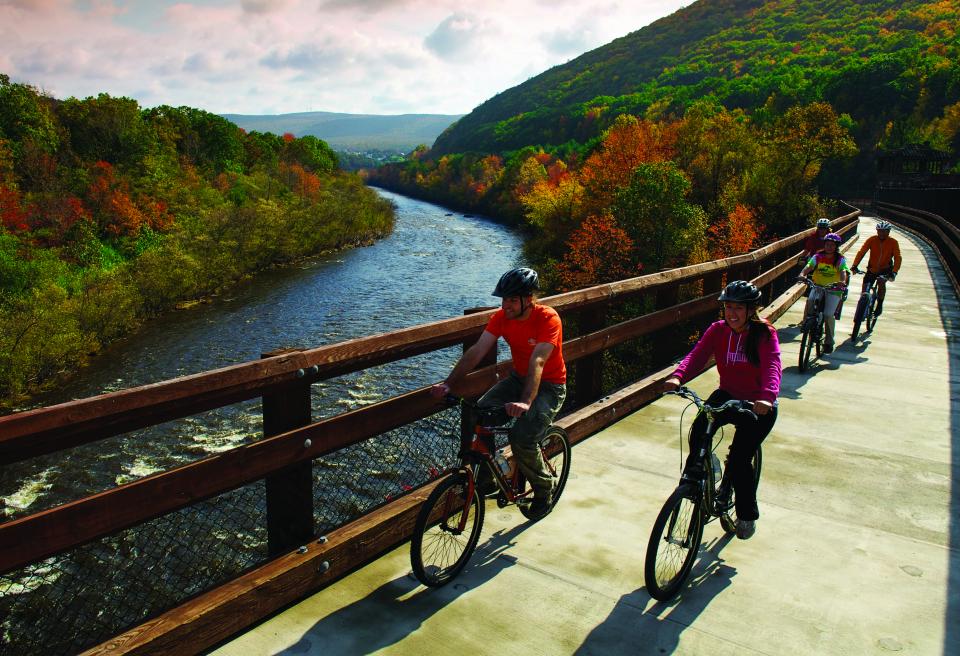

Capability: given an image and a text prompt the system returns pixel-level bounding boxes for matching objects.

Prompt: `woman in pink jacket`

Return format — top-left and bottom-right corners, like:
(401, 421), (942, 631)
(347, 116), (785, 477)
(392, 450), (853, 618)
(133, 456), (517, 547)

(663, 280), (782, 540)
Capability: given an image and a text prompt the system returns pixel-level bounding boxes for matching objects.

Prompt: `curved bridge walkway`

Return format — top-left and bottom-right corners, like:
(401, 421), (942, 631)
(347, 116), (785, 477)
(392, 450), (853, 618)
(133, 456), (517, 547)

(211, 217), (959, 656)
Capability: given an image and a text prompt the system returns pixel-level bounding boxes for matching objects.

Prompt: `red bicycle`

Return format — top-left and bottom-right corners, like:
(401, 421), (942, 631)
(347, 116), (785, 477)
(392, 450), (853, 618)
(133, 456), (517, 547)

(410, 395), (571, 586)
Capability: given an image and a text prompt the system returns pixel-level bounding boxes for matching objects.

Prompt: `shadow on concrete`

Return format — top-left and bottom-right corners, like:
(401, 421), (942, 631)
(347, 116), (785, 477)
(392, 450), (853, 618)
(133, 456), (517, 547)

(274, 523), (528, 655)
(902, 226), (960, 656)
(573, 533), (735, 655)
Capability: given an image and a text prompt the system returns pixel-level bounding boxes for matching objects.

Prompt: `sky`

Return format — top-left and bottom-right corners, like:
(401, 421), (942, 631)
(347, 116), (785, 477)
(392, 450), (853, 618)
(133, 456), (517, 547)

(0, 0), (690, 117)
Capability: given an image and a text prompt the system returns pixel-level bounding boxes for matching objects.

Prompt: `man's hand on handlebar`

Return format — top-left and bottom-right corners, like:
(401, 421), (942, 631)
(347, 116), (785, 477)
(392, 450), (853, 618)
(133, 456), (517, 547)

(504, 401), (530, 417)
(430, 382), (451, 399)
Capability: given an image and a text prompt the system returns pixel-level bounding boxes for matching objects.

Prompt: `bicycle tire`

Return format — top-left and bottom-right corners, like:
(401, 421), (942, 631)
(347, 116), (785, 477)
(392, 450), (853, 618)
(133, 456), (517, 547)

(814, 312), (824, 358)
(851, 294), (868, 341)
(644, 484), (704, 601)
(799, 325), (812, 372)
(410, 472), (485, 587)
(518, 426), (572, 520)
(866, 292), (880, 331)
(719, 447), (763, 534)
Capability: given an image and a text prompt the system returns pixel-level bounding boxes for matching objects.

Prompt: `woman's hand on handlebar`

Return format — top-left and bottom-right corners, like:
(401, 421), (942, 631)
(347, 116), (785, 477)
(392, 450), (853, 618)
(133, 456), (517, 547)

(662, 376), (681, 393)
(753, 399), (773, 416)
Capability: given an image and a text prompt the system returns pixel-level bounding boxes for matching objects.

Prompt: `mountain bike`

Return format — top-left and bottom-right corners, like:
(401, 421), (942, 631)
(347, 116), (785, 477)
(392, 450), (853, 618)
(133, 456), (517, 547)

(797, 277), (845, 372)
(644, 386), (760, 601)
(410, 395), (571, 587)
(850, 269), (891, 342)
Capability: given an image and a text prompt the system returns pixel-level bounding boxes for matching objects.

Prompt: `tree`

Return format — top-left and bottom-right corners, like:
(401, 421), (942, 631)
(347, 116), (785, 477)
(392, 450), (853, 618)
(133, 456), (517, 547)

(579, 114), (677, 216)
(611, 161), (707, 271)
(555, 213), (641, 291)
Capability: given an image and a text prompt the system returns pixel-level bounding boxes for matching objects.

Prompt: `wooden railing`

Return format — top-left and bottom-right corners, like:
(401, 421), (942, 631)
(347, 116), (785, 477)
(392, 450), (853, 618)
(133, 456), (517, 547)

(874, 201), (960, 293)
(0, 210), (860, 655)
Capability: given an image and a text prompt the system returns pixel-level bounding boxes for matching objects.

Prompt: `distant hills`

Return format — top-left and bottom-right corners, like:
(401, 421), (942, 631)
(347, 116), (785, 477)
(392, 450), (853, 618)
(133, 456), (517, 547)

(221, 111), (463, 152)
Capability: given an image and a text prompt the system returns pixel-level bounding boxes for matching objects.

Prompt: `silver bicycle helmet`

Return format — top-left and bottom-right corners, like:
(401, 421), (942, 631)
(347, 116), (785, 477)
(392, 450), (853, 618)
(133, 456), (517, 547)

(816, 218), (831, 229)
(876, 221), (893, 231)
(492, 267), (540, 297)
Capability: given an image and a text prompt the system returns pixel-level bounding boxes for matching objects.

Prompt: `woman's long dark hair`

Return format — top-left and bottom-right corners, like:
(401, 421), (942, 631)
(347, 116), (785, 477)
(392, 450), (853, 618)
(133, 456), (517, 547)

(743, 305), (773, 366)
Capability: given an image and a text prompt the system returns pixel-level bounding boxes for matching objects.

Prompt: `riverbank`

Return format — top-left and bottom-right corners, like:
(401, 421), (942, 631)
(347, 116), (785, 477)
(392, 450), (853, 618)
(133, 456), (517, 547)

(0, 176), (395, 413)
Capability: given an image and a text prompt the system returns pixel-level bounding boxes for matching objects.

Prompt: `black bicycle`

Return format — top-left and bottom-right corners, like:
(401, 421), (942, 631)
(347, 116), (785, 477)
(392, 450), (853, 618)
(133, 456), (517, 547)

(797, 276), (845, 371)
(410, 395), (571, 587)
(850, 269), (891, 342)
(644, 387), (761, 601)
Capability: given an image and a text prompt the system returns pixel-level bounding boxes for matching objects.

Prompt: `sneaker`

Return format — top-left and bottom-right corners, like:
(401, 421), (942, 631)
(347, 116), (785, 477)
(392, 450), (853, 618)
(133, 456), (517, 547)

(736, 519), (756, 540)
(823, 343), (834, 354)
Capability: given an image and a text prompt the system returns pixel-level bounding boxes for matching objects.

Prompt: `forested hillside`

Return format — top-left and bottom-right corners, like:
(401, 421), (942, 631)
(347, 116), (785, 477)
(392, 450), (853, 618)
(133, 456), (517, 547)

(0, 75), (395, 405)
(368, 0), (958, 289)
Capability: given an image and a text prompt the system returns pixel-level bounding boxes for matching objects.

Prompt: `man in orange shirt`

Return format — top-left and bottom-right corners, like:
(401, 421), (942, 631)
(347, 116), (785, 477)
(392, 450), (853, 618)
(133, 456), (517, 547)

(432, 267), (567, 519)
(852, 221), (902, 315)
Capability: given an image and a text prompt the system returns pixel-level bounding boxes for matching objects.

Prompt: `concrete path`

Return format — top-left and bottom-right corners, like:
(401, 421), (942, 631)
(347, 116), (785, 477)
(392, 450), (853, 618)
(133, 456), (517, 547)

(210, 216), (959, 656)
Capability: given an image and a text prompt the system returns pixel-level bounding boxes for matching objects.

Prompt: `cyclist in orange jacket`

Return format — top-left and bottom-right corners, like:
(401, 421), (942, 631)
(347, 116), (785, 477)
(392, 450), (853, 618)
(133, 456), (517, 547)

(851, 221), (901, 316)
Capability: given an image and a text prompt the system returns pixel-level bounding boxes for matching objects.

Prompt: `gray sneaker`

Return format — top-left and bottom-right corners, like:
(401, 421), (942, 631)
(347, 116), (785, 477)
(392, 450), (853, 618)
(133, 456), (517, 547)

(736, 519), (756, 540)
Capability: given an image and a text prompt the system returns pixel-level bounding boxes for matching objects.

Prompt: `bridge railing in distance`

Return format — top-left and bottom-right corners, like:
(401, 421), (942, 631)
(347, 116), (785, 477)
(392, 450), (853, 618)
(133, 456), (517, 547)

(0, 210), (859, 656)
(874, 201), (960, 293)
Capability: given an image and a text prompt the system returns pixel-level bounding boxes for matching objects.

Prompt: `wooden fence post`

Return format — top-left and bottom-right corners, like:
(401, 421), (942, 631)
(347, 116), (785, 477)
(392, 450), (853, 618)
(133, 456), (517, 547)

(262, 348), (314, 557)
(574, 304), (606, 409)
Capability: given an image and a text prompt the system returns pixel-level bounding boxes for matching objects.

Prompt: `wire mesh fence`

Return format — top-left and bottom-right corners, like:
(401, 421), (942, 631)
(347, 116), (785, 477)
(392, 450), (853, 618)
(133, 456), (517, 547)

(0, 406), (462, 655)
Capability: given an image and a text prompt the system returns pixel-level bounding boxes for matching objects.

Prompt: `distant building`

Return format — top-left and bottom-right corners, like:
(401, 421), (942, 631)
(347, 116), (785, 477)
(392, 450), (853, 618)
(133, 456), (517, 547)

(876, 145), (959, 189)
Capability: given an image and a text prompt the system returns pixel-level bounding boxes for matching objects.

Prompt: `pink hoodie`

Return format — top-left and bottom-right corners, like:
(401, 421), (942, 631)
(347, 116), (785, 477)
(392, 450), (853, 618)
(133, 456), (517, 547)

(671, 320), (782, 404)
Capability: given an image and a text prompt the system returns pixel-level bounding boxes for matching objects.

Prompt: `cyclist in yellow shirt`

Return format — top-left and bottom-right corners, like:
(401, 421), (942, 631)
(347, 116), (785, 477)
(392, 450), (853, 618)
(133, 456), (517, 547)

(851, 221), (901, 316)
(800, 233), (849, 353)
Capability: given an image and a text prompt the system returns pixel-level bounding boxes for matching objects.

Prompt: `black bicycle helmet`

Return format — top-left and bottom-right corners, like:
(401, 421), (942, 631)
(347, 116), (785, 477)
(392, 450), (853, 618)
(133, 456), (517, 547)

(493, 267), (540, 297)
(717, 280), (762, 304)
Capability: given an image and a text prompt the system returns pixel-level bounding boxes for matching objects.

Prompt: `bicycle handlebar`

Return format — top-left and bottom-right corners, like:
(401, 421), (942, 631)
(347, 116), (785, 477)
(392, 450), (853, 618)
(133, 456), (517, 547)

(850, 268), (892, 282)
(664, 386), (758, 420)
(796, 276), (846, 292)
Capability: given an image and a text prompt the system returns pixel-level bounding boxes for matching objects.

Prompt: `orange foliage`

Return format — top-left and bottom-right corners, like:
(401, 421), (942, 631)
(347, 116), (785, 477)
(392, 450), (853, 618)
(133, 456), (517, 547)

(282, 132), (296, 143)
(555, 213), (641, 291)
(579, 116), (678, 215)
(281, 162), (322, 201)
(87, 161), (148, 237)
(709, 204), (761, 258)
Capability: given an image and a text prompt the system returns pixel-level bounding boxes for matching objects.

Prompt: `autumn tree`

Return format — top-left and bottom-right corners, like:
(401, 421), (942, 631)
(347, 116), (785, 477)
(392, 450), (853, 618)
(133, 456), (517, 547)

(579, 114), (677, 216)
(709, 204), (761, 259)
(555, 213), (640, 291)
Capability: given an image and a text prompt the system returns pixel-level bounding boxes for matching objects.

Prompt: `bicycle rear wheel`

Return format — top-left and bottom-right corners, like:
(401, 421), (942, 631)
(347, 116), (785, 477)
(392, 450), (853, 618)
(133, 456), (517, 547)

(518, 426), (572, 520)
(719, 447), (763, 534)
(411, 472), (485, 587)
(644, 484), (704, 601)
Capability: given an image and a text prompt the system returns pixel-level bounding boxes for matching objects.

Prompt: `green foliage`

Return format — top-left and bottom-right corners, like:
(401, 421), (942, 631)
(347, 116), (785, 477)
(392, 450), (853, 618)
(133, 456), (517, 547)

(611, 161), (708, 270)
(0, 79), (396, 405)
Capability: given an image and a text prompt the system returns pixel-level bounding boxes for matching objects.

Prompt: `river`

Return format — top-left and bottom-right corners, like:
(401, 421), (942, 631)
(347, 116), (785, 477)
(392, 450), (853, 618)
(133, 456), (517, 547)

(1, 188), (524, 519)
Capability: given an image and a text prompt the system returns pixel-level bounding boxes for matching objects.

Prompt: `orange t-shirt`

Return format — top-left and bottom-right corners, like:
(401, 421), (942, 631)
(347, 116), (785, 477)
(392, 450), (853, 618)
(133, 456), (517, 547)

(485, 304), (566, 384)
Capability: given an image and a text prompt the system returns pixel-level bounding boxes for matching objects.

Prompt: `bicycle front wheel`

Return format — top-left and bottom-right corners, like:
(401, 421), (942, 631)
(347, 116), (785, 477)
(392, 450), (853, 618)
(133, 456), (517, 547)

(851, 294), (868, 341)
(799, 325), (813, 372)
(814, 313), (824, 358)
(410, 472), (485, 587)
(644, 484), (704, 601)
(866, 293), (880, 331)
(518, 426), (572, 520)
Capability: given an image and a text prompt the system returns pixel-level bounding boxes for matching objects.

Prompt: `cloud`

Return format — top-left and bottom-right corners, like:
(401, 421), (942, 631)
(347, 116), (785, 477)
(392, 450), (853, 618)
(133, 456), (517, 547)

(540, 27), (594, 57)
(241, 0), (295, 14)
(424, 13), (488, 59)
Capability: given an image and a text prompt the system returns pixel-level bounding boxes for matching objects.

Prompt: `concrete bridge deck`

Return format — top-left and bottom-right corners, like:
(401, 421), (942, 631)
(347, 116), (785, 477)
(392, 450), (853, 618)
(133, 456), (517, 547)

(210, 217), (959, 656)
